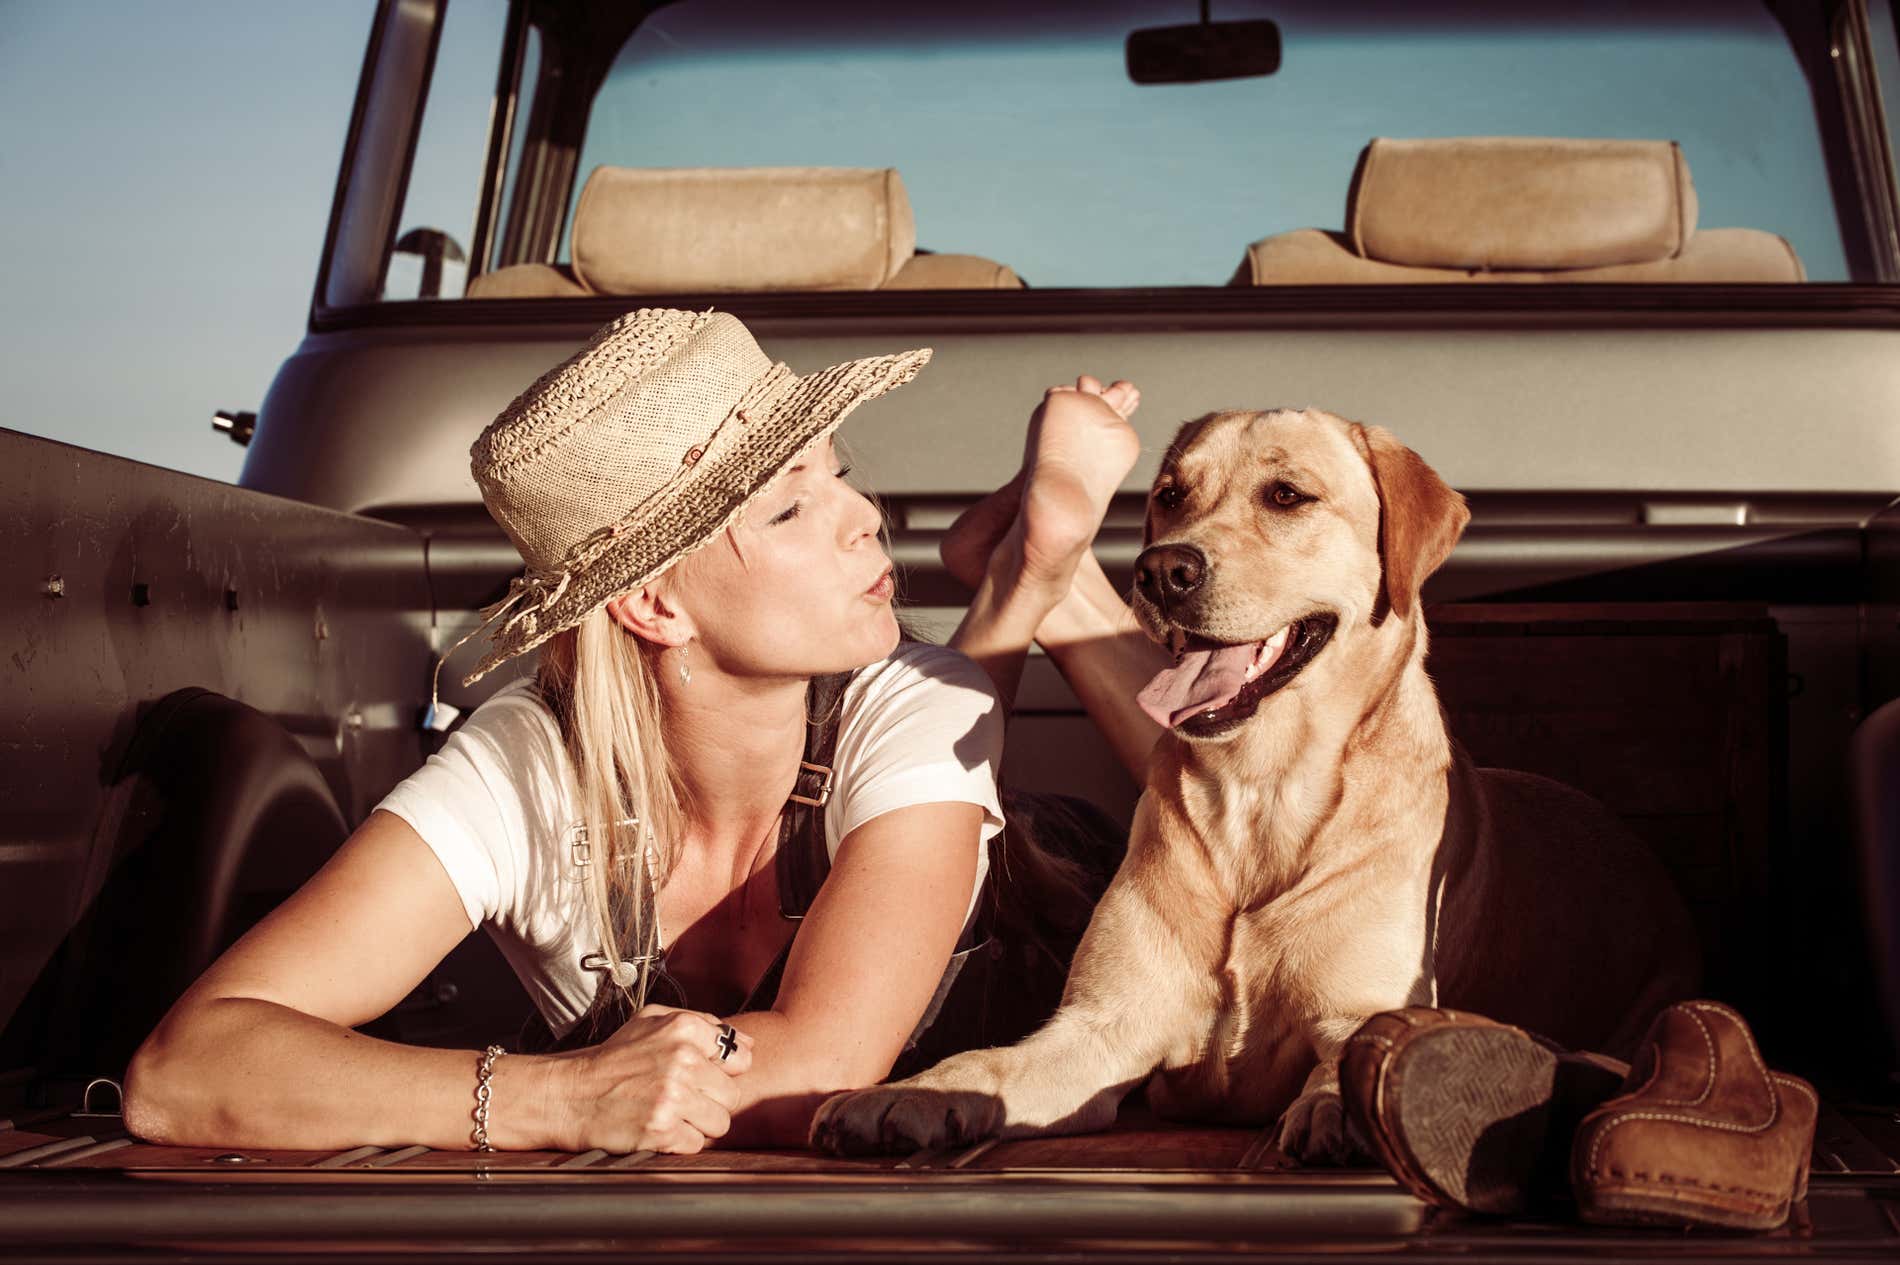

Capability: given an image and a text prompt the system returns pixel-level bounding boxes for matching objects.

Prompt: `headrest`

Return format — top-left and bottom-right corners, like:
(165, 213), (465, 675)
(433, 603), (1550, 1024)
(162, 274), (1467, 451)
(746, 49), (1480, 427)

(884, 252), (1024, 290)
(465, 263), (586, 299)
(1350, 138), (1699, 271)
(570, 166), (916, 294)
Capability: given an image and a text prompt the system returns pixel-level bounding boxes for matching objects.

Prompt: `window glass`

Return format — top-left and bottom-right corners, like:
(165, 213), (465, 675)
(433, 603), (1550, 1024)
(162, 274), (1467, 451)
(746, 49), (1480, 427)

(383, 0), (509, 301)
(550, 0), (1853, 288)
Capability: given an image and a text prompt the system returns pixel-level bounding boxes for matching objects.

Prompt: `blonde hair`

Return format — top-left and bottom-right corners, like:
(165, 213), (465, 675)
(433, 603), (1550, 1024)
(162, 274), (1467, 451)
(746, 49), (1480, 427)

(535, 607), (685, 1020)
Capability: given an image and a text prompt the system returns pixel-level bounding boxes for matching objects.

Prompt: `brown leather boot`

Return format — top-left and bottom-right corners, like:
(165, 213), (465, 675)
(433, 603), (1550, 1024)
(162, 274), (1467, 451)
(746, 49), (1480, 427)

(1571, 1000), (1817, 1231)
(1340, 1008), (1628, 1216)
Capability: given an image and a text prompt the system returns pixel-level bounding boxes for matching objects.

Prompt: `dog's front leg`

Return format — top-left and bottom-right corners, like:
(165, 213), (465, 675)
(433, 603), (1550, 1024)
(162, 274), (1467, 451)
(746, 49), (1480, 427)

(811, 861), (1218, 1156)
(1274, 1016), (1379, 1165)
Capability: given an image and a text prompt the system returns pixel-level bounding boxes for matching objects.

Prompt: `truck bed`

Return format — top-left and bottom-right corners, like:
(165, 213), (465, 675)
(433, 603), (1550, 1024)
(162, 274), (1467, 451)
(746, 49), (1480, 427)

(5, 1098), (1898, 1261)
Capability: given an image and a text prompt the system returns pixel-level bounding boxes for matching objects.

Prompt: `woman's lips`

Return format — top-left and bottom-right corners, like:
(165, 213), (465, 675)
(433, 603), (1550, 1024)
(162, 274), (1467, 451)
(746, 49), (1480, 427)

(864, 569), (894, 602)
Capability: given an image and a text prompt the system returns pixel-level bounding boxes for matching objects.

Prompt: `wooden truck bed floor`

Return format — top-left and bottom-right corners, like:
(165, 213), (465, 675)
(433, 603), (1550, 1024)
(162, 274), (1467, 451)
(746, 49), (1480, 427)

(4, 1098), (1898, 1261)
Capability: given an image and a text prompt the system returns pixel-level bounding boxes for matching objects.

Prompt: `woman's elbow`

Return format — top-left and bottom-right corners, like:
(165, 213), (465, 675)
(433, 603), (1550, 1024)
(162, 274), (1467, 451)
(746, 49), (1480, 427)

(121, 1032), (185, 1144)
(122, 1003), (231, 1145)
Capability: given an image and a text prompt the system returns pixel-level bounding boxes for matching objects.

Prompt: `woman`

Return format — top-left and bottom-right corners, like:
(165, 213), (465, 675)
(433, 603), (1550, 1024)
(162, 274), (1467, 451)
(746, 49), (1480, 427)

(122, 308), (1167, 1154)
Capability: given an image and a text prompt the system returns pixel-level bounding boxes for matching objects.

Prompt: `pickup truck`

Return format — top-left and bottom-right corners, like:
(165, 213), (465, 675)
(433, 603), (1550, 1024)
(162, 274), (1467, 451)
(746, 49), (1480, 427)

(5, 0), (1900, 1259)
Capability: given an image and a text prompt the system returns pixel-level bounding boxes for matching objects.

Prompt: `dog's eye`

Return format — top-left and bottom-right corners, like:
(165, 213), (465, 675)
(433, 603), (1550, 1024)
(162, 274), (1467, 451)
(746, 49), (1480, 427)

(1153, 484), (1185, 511)
(1266, 482), (1308, 509)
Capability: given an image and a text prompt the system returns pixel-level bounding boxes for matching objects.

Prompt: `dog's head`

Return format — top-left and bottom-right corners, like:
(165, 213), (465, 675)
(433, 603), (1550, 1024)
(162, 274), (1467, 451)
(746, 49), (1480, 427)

(1132, 408), (1468, 740)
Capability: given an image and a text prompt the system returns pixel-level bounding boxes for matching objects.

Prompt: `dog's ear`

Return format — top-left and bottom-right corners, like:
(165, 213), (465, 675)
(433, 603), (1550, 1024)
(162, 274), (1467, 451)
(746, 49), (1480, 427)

(1352, 423), (1469, 621)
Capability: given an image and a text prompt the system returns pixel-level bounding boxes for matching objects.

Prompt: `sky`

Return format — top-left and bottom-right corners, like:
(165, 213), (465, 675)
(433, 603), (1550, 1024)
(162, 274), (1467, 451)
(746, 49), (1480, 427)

(1, 2), (376, 483)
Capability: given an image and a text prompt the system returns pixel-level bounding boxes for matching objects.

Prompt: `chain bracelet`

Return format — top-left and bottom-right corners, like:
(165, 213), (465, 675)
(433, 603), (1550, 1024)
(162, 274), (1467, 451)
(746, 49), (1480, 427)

(472, 1044), (505, 1152)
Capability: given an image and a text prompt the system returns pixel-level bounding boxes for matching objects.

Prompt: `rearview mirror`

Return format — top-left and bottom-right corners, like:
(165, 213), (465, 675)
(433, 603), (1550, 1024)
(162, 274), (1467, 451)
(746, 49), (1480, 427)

(1126, 18), (1282, 85)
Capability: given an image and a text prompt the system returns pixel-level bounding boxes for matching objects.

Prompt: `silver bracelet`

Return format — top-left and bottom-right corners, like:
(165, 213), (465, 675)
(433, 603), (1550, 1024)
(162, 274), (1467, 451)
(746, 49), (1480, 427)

(471, 1044), (505, 1152)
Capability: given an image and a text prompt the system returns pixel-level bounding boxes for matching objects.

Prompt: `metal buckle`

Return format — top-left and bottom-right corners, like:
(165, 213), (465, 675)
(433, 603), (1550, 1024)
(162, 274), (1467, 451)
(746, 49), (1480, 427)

(569, 817), (640, 869)
(580, 952), (659, 988)
(787, 760), (833, 807)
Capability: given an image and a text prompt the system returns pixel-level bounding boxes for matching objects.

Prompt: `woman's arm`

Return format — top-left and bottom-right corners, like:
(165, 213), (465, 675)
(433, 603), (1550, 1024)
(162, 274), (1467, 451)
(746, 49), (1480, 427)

(125, 809), (748, 1154)
(718, 800), (983, 1147)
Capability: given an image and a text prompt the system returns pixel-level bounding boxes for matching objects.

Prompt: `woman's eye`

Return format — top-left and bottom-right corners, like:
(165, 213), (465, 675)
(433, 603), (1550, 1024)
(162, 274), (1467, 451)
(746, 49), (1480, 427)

(769, 501), (802, 525)
(834, 464), (853, 480)
(1267, 482), (1308, 508)
(1153, 485), (1185, 511)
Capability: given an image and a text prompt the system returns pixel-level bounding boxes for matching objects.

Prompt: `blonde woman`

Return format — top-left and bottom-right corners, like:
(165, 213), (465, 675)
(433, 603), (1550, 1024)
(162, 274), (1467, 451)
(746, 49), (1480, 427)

(123, 309), (1165, 1154)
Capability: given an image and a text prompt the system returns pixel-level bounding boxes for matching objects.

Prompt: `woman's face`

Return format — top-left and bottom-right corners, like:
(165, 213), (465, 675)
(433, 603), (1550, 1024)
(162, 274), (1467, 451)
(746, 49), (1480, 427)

(667, 436), (899, 682)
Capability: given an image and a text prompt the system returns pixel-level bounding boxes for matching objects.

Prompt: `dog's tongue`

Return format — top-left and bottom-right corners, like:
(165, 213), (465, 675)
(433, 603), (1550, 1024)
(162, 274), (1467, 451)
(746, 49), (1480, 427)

(1138, 643), (1258, 729)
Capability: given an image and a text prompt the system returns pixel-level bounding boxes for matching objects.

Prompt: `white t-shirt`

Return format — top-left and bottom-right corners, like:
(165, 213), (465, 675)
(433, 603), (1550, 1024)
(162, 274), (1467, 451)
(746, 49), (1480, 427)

(374, 641), (1005, 1039)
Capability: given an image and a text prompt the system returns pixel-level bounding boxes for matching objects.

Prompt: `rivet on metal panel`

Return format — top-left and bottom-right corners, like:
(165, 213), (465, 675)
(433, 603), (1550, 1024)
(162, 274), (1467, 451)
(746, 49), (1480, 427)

(41, 576), (64, 599)
(210, 1153), (252, 1164)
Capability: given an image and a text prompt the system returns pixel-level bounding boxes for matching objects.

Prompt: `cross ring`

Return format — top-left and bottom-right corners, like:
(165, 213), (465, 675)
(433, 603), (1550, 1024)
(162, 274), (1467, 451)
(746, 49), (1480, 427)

(714, 1023), (739, 1062)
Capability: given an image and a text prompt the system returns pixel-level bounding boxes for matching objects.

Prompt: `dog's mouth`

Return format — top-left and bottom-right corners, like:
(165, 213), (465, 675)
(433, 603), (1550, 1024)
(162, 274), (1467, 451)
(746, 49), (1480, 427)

(1137, 613), (1339, 737)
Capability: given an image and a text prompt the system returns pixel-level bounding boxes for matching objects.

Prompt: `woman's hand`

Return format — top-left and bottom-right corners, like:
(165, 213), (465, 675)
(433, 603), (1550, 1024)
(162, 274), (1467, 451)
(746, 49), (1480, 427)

(550, 1003), (755, 1154)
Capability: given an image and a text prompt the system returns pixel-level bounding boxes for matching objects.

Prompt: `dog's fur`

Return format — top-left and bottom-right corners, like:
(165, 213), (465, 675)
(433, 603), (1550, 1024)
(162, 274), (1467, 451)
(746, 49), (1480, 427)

(812, 409), (1700, 1161)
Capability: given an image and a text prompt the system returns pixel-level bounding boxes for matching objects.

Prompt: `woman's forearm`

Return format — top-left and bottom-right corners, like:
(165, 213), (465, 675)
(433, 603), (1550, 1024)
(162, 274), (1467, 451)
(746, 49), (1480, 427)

(124, 996), (559, 1152)
(716, 1010), (863, 1148)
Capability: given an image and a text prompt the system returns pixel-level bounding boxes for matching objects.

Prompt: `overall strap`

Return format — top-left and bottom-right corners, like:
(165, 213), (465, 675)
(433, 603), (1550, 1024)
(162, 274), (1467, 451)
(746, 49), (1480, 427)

(738, 670), (853, 1013)
(775, 670), (853, 918)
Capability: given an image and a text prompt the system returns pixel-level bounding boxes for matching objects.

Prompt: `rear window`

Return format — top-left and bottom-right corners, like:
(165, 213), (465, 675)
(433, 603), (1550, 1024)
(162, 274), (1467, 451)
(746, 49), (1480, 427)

(381, 0), (1900, 302)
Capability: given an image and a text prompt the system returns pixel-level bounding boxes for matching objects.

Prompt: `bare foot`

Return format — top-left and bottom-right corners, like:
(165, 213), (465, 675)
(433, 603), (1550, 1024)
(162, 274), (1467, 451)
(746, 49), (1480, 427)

(941, 377), (1141, 594)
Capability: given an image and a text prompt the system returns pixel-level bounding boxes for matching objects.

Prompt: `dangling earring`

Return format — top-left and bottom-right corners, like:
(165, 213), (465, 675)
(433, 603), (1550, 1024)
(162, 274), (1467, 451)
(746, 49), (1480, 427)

(676, 641), (691, 686)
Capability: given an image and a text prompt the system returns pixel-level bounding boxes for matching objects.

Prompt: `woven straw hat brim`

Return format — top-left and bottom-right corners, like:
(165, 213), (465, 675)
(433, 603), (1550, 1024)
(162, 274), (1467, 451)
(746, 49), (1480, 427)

(463, 345), (931, 685)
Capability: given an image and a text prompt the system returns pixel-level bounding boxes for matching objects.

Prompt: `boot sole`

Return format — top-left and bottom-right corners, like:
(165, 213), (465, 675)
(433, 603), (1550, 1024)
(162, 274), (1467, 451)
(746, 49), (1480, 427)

(1574, 1186), (1791, 1232)
(1384, 1026), (1562, 1215)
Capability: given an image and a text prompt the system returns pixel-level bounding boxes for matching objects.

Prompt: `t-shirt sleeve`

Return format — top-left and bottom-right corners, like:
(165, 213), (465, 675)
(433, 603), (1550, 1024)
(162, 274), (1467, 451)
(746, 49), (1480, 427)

(371, 686), (569, 932)
(830, 643), (1007, 858)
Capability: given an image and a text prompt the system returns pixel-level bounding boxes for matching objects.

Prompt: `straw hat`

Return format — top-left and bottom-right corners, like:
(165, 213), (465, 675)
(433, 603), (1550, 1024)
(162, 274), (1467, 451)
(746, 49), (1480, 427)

(453, 308), (931, 686)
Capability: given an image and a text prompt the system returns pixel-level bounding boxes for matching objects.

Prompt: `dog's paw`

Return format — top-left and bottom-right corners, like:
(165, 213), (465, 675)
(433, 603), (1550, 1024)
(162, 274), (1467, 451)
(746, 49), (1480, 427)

(810, 1084), (1004, 1157)
(1273, 1088), (1363, 1166)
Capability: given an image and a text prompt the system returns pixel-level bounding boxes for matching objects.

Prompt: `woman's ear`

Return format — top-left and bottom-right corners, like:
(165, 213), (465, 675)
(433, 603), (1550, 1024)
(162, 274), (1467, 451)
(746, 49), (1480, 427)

(604, 587), (693, 648)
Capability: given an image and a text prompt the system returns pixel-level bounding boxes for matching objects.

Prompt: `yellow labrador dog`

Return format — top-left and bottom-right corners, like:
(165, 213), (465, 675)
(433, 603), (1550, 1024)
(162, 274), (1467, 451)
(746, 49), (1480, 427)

(813, 408), (1699, 1161)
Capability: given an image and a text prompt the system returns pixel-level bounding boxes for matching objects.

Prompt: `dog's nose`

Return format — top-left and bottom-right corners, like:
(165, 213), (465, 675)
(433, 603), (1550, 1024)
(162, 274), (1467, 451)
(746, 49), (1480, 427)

(1135, 544), (1207, 600)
